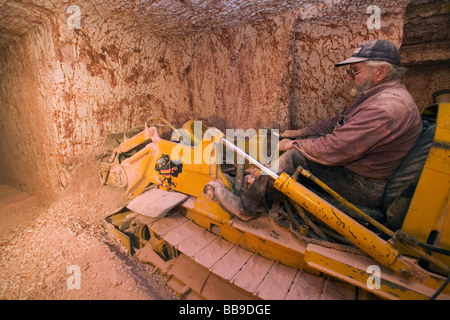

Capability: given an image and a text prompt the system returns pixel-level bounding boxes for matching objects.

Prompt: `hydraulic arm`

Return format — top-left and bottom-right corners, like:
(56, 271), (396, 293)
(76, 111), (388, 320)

(216, 129), (449, 298)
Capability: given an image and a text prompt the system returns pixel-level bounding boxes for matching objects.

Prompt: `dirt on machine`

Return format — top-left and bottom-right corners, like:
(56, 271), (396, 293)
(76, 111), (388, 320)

(82, 103), (450, 300)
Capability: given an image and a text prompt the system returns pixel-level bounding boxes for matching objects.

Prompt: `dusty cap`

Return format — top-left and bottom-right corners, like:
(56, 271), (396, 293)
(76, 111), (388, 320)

(335, 39), (402, 67)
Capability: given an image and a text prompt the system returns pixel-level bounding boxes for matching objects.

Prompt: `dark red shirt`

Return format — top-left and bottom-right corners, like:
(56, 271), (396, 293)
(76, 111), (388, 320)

(292, 79), (423, 180)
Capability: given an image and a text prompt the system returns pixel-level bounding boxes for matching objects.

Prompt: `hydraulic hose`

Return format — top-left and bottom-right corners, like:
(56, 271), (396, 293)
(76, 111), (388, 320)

(296, 165), (450, 275)
(431, 274), (450, 300)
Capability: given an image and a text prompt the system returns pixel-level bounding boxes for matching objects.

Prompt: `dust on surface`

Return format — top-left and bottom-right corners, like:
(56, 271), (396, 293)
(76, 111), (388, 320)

(0, 157), (178, 300)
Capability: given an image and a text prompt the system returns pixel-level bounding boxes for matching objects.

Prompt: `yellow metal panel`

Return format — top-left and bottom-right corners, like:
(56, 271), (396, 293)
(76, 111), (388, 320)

(304, 244), (450, 300)
(402, 103), (450, 254)
(180, 202), (308, 270)
(402, 168), (450, 242)
(434, 103), (450, 144)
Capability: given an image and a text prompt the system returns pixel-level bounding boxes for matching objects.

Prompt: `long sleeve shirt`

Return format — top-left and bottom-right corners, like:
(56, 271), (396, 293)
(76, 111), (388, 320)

(291, 79), (423, 180)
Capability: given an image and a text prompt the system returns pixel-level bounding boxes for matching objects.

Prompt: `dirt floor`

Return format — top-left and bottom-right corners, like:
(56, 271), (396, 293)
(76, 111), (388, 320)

(0, 158), (178, 300)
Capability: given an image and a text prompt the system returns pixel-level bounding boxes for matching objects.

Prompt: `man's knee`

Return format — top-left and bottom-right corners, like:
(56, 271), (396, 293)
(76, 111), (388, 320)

(273, 149), (308, 175)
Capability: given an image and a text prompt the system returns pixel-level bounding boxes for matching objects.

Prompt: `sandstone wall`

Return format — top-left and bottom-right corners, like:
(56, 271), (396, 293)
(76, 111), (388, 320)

(0, 23), (58, 191)
(400, 0), (450, 108)
(0, 3), (299, 193)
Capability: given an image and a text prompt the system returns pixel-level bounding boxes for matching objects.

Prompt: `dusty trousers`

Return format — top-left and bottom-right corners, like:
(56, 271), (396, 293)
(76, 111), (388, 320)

(240, 149), (387, 214)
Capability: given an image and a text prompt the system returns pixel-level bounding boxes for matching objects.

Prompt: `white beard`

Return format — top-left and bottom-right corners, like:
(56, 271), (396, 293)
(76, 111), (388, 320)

(349, 74), (377, 97)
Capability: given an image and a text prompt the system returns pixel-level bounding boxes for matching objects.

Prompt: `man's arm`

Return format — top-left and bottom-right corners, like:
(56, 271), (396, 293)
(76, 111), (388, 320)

(280, 126), (318, 139)
(280, 111), (344, 139)
(289, 107), (395, 166)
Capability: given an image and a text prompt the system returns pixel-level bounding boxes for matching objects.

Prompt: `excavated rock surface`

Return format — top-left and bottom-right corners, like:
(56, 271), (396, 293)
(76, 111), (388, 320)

(0, 159), (178, 300)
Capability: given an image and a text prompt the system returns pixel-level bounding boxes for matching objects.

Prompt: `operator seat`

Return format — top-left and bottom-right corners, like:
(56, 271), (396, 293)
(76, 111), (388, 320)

(328, 116), (436, 231)
(381, 117), (436, 230)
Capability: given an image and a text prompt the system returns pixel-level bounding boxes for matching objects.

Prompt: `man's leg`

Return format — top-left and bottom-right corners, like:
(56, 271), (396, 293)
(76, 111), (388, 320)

(240, 149), (308, 213)
(302, 160), (386, 208)
(215, 149), (305, 218)
(241, 149), (387, 213)
(217, 148), (387, 219)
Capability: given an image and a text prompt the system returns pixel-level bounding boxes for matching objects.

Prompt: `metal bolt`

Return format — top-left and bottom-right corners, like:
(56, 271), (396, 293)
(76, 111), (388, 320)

(400, 268), (413, 278)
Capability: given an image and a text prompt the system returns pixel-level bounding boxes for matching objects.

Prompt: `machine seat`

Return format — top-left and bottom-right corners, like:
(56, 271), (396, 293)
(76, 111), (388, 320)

(350, 119), (436, 230)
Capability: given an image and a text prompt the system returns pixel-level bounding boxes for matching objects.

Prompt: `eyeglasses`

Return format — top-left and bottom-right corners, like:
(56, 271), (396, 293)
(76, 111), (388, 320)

(346, 67), (368, 79)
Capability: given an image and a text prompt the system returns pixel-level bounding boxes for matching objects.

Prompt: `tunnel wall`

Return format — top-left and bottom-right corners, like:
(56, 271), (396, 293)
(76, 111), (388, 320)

(0, 23), (57, 191)
(0, 0), (447, 195)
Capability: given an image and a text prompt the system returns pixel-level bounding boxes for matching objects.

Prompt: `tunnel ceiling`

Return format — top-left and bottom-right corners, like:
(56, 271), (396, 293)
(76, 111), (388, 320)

(0, 0), (313, 50)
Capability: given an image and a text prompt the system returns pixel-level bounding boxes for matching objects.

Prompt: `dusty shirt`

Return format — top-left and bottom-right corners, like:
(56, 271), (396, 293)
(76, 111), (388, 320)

(292, 79), (423, 180)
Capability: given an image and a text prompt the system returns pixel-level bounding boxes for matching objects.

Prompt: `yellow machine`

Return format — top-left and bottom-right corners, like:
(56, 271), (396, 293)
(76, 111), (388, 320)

(98, 103), (450, 300)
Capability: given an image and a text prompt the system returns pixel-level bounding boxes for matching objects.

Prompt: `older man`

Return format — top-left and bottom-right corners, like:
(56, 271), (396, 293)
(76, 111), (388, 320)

(216, 39), (423, 221)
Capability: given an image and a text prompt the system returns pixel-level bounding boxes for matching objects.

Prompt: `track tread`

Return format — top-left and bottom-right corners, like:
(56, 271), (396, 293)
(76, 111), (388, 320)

(154, 212), (360, 300)
(211, 245), (254, 281)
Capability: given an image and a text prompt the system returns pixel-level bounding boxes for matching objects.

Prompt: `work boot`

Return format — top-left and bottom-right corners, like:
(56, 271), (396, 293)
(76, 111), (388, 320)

(215, 187), (256, 221)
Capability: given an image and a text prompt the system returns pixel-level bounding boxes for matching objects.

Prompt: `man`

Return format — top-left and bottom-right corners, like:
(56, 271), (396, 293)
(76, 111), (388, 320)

(216, 39), (423, 221)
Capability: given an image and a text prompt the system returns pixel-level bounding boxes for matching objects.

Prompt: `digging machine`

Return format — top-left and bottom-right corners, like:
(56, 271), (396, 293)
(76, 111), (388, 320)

(94, 102), (450, 300)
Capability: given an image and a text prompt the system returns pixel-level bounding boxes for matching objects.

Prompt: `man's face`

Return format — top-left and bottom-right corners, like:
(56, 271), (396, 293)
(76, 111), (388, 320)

(346, 62), (376, 97)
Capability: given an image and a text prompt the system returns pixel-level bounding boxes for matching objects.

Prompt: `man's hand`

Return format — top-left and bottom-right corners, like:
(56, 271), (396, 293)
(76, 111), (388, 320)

(280, 129), (303, 139)
(281, 127), (318, 140)
(278, 138), (295, 152)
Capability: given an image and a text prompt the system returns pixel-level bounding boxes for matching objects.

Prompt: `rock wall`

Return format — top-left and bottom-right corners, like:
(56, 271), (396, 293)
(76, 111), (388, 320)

(0, 0), (448, 194)
(400, 0), (450, 108)
(0, 3), (299, 193)
(0, 23), (58, 192)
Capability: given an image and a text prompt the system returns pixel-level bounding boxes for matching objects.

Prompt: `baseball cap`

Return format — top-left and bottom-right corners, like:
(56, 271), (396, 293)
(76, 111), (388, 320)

(335, 39), (402, 67)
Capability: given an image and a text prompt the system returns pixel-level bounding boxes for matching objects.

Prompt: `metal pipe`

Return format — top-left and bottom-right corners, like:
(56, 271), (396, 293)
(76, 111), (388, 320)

(298, 166), (450, 275)
(234, 164), (245, 196)
(298, 166), (395, 237)
(274, 172), (415, 276)
(220, 138), (279, 180)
